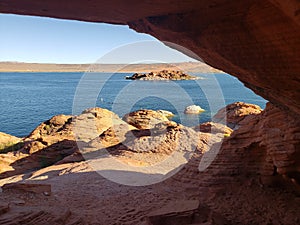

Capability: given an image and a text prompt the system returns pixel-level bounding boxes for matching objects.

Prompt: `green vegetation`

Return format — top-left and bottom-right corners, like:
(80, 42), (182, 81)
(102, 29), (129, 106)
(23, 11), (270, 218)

(0, 141), (24, 153)
(44, 124), (52, 134)
(224, 133), (231, 138)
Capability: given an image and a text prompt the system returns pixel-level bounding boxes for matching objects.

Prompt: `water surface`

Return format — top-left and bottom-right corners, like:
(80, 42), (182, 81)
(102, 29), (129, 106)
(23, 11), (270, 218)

(0, 72), (267, 137)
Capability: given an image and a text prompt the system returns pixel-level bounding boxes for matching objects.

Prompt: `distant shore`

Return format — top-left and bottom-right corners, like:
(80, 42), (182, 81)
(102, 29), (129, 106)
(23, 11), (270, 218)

(0, 62), (223, 73)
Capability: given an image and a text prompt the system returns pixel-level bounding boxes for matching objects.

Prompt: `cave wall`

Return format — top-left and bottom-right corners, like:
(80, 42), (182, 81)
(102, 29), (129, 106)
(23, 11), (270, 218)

(215, 103), (300, 186)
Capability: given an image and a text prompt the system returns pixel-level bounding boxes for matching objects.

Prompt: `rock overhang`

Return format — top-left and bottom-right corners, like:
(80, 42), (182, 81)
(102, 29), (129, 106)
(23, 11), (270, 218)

(1, 0), (299, 115)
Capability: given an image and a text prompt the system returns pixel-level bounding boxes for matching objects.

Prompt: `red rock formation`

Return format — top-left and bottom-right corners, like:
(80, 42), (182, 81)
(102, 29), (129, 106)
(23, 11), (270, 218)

(202, 103), (300, 187)
(194, 122), (233, 136)
(0, 132), (22, 153)
(0, 108), (125, 178)
(123, 109), (170, 129)
(213, 102), (262, 129)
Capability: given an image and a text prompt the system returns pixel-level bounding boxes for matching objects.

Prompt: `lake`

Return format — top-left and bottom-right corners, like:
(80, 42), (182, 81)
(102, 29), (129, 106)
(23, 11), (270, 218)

(0, 72), (267, 137)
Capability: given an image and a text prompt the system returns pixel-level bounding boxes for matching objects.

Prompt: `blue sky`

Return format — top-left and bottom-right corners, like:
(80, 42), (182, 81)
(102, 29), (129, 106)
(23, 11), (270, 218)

(0, 14), (197, 64)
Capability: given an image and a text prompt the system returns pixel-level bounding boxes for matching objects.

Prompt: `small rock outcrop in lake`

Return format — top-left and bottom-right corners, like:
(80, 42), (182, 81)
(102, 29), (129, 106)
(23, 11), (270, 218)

(125, 70), (199, 80)
(184, 105), (205, 114)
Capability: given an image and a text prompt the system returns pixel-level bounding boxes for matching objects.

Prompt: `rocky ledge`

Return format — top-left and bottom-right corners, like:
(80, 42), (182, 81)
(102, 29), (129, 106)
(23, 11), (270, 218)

(125, 70), (199, 80)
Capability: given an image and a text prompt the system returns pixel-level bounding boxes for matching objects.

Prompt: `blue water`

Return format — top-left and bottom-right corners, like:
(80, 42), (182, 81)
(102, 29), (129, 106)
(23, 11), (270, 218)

(0, 72), (267, 137)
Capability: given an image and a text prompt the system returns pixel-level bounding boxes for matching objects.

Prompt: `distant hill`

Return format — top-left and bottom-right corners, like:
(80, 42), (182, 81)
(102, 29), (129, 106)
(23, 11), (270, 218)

(0, 62), (223, 73)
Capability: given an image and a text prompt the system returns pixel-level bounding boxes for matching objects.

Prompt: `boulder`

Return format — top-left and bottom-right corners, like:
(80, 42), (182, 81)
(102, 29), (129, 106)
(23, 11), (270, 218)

(89, 122), (137, 149)
(213, 102), (262, 129)
(28, 114), (73, 140)
(0, 107), (125, 178)
(87, 119), (206, 167)
(123, 109), (170, 129)
(194, 122), (233, 136)
(184, 105), (205, 114)
(74, 107), (124, 142)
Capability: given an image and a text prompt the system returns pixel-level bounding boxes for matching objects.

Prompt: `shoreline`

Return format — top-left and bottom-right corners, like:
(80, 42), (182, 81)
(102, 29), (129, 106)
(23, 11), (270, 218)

(0, 62), (224, 73)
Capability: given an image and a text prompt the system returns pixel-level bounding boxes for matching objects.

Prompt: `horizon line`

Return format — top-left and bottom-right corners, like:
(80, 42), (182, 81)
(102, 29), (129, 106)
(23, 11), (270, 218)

(0, 61), (202, 65)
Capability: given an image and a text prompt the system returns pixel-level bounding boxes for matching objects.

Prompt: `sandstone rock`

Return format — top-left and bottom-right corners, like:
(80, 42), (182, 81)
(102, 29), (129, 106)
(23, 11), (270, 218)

(48, 114), (71, 126)
(88, 119), (206, 166)
(213, 102), (262, 129)
(123, 109), (170, 129)
(125, 70), (199, 80)
(0, 203), (9, 215)
(25, 107), (122, 151)
(156, 110), (174, 118)
(0, 108), (125, 178)
(88, 122), (137, 149)
(147, 200), (200, 224)
(55, 152), (85, 165)
(81, 107), (119, 119)
(0, 132), (21, 144)
(0, 132), (23, 153)
(194, 122), (233, 136)
(2, 183), (51, 194)
(147, 200), (228, 225)
(152, 121), (179, 132)
(0, 151), (28, 174)
(184, 105), (205, 114)
(205, 103), (300, 187)
(73, 107), (124, 142)
(28, 114), (73, 140)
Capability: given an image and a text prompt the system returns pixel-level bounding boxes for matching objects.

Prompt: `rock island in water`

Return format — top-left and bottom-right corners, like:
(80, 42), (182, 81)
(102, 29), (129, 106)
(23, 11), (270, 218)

(125, 70), (200, 80)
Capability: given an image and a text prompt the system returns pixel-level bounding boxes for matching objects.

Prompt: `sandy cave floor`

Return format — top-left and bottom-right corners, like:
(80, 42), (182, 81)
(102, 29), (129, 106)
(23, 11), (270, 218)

(0, 160), (300, 225)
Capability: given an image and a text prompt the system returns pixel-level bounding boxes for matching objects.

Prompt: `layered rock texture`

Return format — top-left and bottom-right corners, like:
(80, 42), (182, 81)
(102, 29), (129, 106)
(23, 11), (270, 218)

(213, 102), (263, 129)
(218, 103), (300, 185)
(0, 108), (124, 178)
(123, 109), (171, 129)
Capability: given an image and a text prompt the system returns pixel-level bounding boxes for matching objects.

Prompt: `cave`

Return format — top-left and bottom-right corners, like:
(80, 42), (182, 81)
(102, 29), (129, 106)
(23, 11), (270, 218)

(0, 0), (300, 224)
